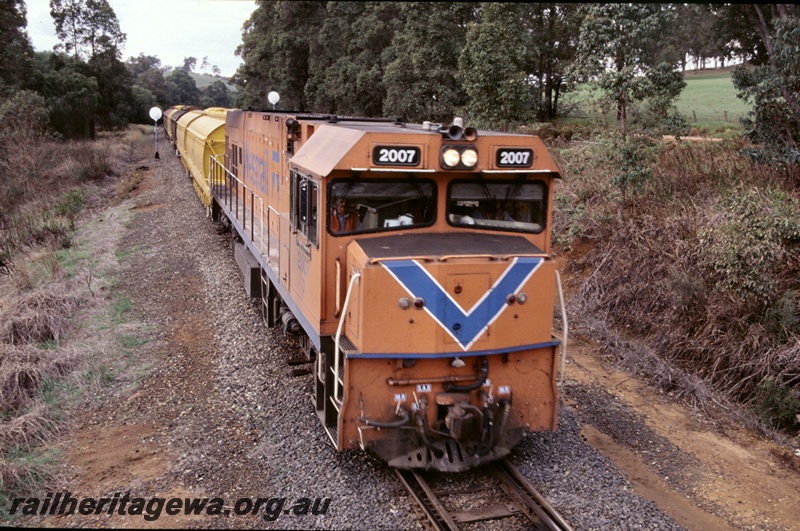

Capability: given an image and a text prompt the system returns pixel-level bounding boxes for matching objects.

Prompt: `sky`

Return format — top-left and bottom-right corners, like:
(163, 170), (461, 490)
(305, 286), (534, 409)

(24, 0), (258, 77)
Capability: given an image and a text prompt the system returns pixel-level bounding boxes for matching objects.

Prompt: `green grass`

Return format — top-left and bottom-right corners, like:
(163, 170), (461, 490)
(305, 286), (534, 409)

(568, 66), (752, 133)
(55, 247), (93, 270)
(0, 447), (62, 522)
(39, 377), (80, 412)
(676, 67), (751, 130)
(111, 296), (133, 324)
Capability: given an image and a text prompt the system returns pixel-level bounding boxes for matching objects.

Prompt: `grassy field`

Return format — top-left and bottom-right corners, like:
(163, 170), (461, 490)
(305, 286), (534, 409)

(569, 66), (752, 133)
(676, 67), (751, 130)
(189, 72), (236, 91)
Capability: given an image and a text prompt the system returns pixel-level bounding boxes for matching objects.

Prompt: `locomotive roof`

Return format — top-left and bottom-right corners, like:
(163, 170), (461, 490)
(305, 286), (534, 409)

(299, 117), (531, 137)
(290, 119), (549, 177)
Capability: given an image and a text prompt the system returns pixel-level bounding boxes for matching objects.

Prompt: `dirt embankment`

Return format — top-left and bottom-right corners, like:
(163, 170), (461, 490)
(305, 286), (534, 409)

(564, 339), (800, 530)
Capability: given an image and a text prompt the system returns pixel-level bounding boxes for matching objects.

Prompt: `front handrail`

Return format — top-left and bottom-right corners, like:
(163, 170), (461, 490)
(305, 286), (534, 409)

(556, 270), (568, 382)
(335, 258), (342, 318)
(333, 272), (361, 404)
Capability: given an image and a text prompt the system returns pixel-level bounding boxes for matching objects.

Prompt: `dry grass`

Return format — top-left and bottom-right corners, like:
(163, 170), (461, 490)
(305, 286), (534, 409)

(0, 125), (153, 516)
(0, 342), (81, 413)
(0, 292), (78, 345)
(553, 137), (800, 435)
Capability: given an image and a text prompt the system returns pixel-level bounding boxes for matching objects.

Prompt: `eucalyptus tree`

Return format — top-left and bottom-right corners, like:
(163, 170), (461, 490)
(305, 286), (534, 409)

(48, 0), (134, 128)
(203, 80), (232, 108)
(715, 4), (797, 66)
(303, 1), (361, 113)
(50, 0), (126, 61)
(34, 52), (99, 138)
(126, 53), (162, 77)
(526, 3), (582, 121)
(0, 0), (35, 96)
(166, 69), (201, 106)
(725, 5), (800, 180)
(458, 2), (535, 130)
(382, 2), (475, 123)
(125, 54), (178, 111)
(570, 3), (680, 137)
(305, 1), (402, 117)
(677, 4), (724, 70)
(234, 0), (326, 110)
(182, 56), (197, 72)
(456, 2), (579, 129)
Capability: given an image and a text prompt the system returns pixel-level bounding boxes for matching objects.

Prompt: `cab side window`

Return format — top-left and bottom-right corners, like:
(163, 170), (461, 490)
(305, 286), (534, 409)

(291, 170), (318, 246)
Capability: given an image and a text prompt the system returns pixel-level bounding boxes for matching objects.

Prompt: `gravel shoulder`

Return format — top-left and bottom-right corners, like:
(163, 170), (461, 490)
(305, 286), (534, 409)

(24, 145), (800, 530)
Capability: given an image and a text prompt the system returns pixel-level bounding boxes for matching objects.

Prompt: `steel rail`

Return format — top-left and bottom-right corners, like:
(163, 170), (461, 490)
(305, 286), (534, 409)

(394, 468), (457, 531)
(394, 459), (573, 531)
(492, 459), (574, 531)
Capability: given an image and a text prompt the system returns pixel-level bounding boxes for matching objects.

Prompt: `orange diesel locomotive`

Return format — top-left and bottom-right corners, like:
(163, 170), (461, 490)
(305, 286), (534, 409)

(170, 105), (565, 472)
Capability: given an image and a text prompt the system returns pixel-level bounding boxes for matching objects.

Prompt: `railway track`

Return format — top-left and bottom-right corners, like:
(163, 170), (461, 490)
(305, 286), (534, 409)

(395, 459), (573, 531)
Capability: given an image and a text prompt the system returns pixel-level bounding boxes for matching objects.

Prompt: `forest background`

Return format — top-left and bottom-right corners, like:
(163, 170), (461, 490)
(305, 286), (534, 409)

(1, 0), (799, 512)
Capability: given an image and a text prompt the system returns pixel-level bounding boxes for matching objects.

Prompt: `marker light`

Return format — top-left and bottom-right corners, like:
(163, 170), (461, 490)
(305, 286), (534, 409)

(398, 297), (411, 310)
(413, 297), (425, 309)
(516, 293), (528, 304)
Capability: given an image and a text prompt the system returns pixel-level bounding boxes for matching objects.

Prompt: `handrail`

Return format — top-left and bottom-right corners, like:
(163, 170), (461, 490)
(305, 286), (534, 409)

(555, 270), (568, 382)
(368, 256), (435, 265)
(501, 253), (549, 260)
(335, 258), (341, 318)
(333, 272), (361, 404)
(368, 254), (548, 264)
(439, 254), (497, 262)
(210, 155), (267, 254)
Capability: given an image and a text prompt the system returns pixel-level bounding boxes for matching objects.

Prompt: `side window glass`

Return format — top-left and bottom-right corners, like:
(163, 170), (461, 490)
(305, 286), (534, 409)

(291, 170), (319, 247)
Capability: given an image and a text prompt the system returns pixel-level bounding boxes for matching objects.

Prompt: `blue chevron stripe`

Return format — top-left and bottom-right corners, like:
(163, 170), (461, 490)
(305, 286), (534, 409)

(382, 257), (543, 351)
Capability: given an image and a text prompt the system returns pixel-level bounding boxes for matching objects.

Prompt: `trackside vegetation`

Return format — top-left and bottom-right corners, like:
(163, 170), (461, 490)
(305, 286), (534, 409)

(551, 134), (800, 434)
(0, 124), (155, 520)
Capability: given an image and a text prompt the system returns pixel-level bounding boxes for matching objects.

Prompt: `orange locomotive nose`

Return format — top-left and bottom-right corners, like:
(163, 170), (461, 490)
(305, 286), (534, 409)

(334, 233), (560, 471)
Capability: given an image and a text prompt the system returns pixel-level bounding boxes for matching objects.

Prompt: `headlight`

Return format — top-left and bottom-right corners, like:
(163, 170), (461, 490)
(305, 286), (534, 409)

(461, 148), (478, 168)
(440, 145), (479, 170)
(442, 148), (461, 168)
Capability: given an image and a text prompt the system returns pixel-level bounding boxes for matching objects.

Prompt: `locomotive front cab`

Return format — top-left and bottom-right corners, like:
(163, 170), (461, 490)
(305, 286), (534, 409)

(267, 116), (565, 471)
(320, 172), (561, 471)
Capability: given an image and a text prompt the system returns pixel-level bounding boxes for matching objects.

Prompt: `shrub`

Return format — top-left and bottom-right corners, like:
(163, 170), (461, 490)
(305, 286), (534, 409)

(77, 147), (113, 182)
(750, 377), (800, 431)
(698, 188), (800, 303)
(732, 16), (800, 183)
(0, 91), (51, 145)
(0, 292), (78, 345)
(553, 137), (800, 434)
